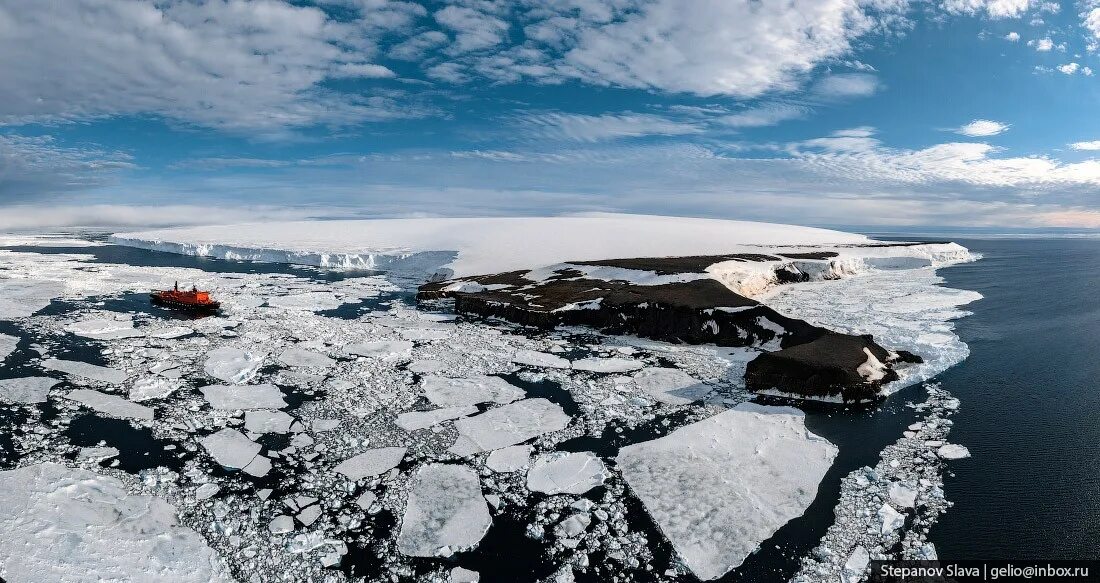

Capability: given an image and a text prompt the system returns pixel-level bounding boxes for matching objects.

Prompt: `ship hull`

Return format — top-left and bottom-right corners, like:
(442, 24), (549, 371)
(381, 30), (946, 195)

(150, 293), (221, 313)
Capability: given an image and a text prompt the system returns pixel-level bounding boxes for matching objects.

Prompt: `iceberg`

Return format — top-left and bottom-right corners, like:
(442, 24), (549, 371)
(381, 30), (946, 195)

(617, 403), (837, 580)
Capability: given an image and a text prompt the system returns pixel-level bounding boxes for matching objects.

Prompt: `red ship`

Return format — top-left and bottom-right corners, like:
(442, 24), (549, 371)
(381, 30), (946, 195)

(150, 282), (221, 313)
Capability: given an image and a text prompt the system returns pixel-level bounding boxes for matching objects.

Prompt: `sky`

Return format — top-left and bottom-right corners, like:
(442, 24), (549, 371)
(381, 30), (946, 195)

(4, 0), (1100, 231)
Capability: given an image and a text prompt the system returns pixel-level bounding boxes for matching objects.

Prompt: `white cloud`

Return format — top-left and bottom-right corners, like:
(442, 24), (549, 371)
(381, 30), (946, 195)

(1029, 37), (1054, 50)
(943, 0), (1036, 19)
(507, 0), (910, 98)
(0, 134), (134, 201)
(1058, 62), (1081, 74)
(389, 30), (449, 61)
(955, 119), (1010, 136)
(0, 204), (327, 231)
(1085, 7), (1100, 43)
(1005, 31), (1021, 41)
(0, 0), (412, 133)
(514, 112), (704, 142)
(434, 6), (510, 54)
(1070, 141), (1100, 150)
(718, 104), (809, 128)
(812, 73), (881, 98)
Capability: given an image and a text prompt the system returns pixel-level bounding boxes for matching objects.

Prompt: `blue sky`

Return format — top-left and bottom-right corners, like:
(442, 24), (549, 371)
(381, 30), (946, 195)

(4, 0), (1100, 230)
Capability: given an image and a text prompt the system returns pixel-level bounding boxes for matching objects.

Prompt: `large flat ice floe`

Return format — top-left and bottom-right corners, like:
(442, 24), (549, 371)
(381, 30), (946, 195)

(617, 403), (838, 581)
(397, 464), (492, 557)
(0, 463), (231, 582)
(110, 213), (871, 278)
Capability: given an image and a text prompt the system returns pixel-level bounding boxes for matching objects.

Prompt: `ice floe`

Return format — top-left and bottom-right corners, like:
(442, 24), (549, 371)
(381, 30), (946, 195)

(67, 389), (155, 421)
(200, 428), (263, 470)
(0, 376), (59, 404)
(485, 444), (533, 473)
(42, 358), (128, 384)
(396, 405), (478, 431)
(512, 349), (571, 369)
(278, 347), (335, 368)
(128, 376), (179, 401)
(345, 340), (414, 359)
(397, 464), (492, 557)
(526, 452), (610, 495)
(572, 357), (644, 373)
(200, 384), (287, 410)
(449, 398), (570, 456)
(937, 443), (971, 459)
(333, 446), (407, 481)
(422, 374), (525, 407)
(0, 463), (231, 582)
(0, 332), (17, 362)
(64, 316), (144, 340)
(617, 403), (838, 580)
(203, 346), (265, 384)
(245, 410), (295, 434)
(632, 367), (709, 405)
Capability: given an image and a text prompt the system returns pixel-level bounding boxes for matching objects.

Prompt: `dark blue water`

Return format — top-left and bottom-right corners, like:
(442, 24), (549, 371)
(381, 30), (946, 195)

(929, 238), (1100, 559)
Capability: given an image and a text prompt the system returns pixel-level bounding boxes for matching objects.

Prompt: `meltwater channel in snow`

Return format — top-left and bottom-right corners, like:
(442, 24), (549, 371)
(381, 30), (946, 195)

(0, 219), (980, 583)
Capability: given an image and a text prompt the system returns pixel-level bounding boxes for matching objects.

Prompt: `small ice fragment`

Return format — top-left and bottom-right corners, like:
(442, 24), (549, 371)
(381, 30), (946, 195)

(269, 515), (295, 534)
(200, 384), (286, 410)
(195, 483), (220, 500)
(396, 405), (478, 431)
(334, 447), (407, 481)
(937, 443), (971, 459)
(67, 389), (154, 421)
(408, 359), (445, 374)
(526, 452), (609, 495)
(888, 482), (917, 509)
(842, 546), (870, 583)
(244, 410), (295, 434)
(42, 358), (128, 384)
(278, 347), (334, 368)
(355, 491), (377, 510)
(345, 340), (413, 359)
(878, 503), (905, 533)
(572, 357), (643, 373)
(451, 567), (480, 583)
(485, 445), (532, 473)
(512, 350), (571, 369)
(0, 377), (60, 404)
(77, 446), (119, 462)
(203, 346), (265, 384)
(200, 428), (261, 469)
(129, 377), (179, 402)
(421, 375), (525, 407)
(297, 505), (322, 526)
(397, 464), (491, 557)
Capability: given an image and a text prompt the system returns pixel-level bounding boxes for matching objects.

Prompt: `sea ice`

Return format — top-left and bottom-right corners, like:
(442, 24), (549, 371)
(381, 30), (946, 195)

(200, 428), (262, 469)
(422, 375), (525, 407)
(617, 403), (837, 580)
(203, 346), (265, 384)
(128, 377), (179, 401)
(0, 376), (59, 404)
(0, 332), (17, 362)
(77, 446), (119, 462)
(0, 463), (231, 582)
(397, 464), (492, 557)
(67, 389), (155, 421)
(512, 349), (571, 369)
(278, 347), (335, 368)
(449, 398), (570, 456)
(409, 359), (445, 373)
(632, 368), (709, 405)
(485, 445), (533, 473)
(842, 546), (870, 583)
(147, 325), (194, 339)
(0, 279), (64, 318)
(245, 410), (295, 434)
(526, 452), (609, 495)
(879, 503), (905, 533)
(888, 482), (917, 509)
(42, 358), (128, 384)
(334, 446), (408, 481)
(267, 292), (344, 311)
(396, 405), (479, 431)
(937, 443), (971, 459)
(572, 357), (644, 373)
(270, 515), (295, 534)
(200, 384), (287, 410)
(346, 340), (414, 359)
(64, 317), (144, 340)
(195, 483), (220, 500)
(451, 566), (480, 583)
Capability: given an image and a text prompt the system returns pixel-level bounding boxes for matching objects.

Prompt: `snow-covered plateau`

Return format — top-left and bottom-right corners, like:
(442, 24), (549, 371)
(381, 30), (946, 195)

(0, 217), (980, 583)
